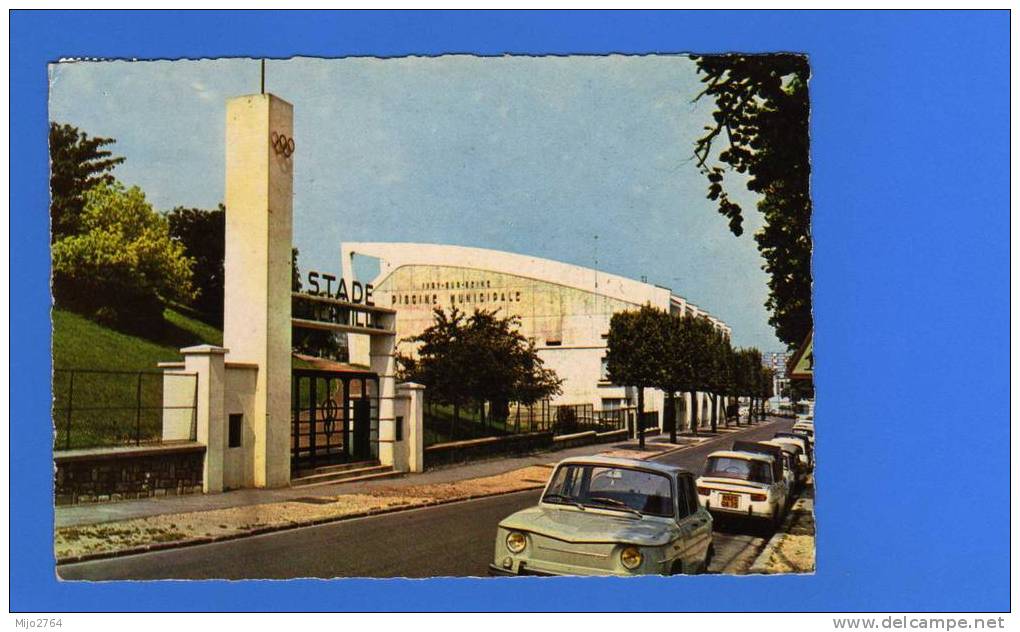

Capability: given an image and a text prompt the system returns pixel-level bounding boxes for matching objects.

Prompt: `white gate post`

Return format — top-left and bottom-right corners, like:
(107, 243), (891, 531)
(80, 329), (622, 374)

(371, 312), (398, 467)
(180, 345), (227, 493)
(397, 382), (425, 473)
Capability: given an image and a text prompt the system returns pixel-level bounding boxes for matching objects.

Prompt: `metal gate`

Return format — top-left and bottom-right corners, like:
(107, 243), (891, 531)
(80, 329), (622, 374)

(291, 368), (379, 471)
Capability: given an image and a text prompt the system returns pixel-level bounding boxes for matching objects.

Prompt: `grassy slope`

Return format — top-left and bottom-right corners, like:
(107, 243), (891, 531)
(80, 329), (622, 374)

(52, 307), (222, 371)
(52, 307), (224, 449)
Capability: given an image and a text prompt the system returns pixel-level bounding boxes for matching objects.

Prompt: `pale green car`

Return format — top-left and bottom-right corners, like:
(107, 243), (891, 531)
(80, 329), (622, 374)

(489, 456), (714, 576)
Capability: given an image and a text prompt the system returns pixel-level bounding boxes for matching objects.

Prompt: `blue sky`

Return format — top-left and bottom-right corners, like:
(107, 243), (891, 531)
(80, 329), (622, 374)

(49, 55), (782, 351)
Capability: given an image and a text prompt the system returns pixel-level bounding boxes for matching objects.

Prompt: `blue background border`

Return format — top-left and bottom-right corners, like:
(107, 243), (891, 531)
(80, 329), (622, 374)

(11, 10), (1010, 612)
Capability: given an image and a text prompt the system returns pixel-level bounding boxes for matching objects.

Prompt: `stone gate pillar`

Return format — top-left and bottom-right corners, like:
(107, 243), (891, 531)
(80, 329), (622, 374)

(371, 313), (397, 468)
(223, 94), (293, 488)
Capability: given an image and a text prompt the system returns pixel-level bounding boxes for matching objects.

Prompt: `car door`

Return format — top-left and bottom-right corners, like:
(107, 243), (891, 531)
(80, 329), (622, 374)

(770, 460), (789, 515)
(767, 456), (787, 515)
(677, 473), (712, 570)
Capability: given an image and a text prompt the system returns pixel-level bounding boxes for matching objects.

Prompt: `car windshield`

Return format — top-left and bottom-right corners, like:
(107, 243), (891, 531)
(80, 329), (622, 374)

(704, 457), (772, 483)
(542, 464), (674, 517)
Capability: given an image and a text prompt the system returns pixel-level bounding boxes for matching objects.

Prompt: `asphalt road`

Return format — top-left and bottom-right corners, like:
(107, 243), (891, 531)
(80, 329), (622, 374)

(59, 417), (794, 580)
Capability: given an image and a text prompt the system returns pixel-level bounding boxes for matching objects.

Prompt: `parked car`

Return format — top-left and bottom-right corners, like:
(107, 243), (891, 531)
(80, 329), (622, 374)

(791, 421), (815, 447)
(731, 441), (795, 505)
(696, 448), (788, 529)
(490, 456), (713, 576)
(760, 439), (806, 493)
(773, 432), (813, 469)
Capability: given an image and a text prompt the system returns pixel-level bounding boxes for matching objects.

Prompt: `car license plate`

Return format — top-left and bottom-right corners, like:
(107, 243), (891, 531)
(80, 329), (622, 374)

(721, 493), (740, 509)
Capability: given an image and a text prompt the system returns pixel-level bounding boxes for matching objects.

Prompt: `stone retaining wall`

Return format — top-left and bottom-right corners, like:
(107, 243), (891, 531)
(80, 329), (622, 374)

(54, 444), (205, 506)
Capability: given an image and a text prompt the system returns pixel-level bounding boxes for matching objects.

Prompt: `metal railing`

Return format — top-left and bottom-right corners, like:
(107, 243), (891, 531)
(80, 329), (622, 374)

(593, 407), (635, 433)
(422, 397), (646, 446)
(53, 369), (198, 451)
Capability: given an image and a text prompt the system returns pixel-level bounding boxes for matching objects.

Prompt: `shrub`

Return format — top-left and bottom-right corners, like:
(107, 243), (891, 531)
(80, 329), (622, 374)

(52, 182), (196, 333)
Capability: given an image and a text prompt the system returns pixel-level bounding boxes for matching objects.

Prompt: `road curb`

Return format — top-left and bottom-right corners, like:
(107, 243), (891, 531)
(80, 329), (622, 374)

(55, 484), (547, 566)
(748, 495), (810, 574)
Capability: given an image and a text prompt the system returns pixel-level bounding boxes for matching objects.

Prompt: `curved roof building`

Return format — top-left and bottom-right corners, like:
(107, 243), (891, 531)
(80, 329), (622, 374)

(342, 242), (731, 418)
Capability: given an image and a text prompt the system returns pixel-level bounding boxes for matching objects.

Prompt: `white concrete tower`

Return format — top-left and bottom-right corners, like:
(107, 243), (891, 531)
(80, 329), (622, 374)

(223, 93), (294, 488)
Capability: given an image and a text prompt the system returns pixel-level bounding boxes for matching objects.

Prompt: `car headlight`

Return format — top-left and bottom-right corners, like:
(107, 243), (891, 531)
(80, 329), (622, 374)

(620, 546), (643, 570)
(506, 531), (527, 554)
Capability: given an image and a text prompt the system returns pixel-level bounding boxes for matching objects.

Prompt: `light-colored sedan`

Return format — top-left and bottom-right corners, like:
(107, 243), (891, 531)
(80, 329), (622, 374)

(761, 439), (805, 494)
(696, 449), (788, 528)
(773, 432), (813, 470)
(791, 421), (815, 448)
(490, 456), (713, 576)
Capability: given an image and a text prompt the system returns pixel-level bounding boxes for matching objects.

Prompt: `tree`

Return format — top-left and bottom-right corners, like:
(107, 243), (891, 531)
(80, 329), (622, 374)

(51, 181), (195, 331)
(657, 311), (697, 443)
(167, 205), (225, 324)
(463, 309), (562, 425)
(724, 345), (745, 426)
(691, 55), (812, 348)
(605, 305), (667, 449)
(397, 306), (561, 439)
(734, 348), (763, 425)
(702, 326), (733, 433)
(49, 122), (125, 242)
(291, 247), (348, 361)
(677, 314), (724, 436)
(508, 337), (563, 411)
(398, 307), (472, 438)
(789, 378), (815, 403)
(760, 366), (776, 420)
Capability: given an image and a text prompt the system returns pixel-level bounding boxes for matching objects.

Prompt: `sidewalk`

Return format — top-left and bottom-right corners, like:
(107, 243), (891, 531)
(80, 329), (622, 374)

(749, 485), (816, 574)
(57, 432), (683, 529)
(55, 419), (781, 564)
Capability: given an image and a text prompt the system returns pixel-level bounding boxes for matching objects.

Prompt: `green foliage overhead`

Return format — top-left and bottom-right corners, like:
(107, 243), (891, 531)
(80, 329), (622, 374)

(49, 122), (125, 242)
(51, 181), (196, 331)
(167, 204), (225, 324)
(692, 54), (813, 347)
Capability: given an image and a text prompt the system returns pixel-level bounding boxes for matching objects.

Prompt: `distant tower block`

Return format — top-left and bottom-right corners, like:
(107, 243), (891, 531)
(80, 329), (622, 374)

(223, 94), (294, 488)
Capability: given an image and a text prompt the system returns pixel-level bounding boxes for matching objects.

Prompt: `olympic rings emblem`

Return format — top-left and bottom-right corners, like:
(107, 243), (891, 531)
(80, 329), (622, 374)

(271, 131), (295, 158)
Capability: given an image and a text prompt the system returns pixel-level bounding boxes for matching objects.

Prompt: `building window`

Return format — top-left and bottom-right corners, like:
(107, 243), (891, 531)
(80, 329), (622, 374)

(600, 356), (611, 382)
(601, 398), (624, 411)
(545, 338), (562, 347)
(395, 416), (404, 442)
(228, 414), (243, 448)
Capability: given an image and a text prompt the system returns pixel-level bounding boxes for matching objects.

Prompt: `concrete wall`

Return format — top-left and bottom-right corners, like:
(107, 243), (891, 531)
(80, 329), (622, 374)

(223, 364), (258, 490)
(393, 382), (425, 473)
(163, 348), (259, 493)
